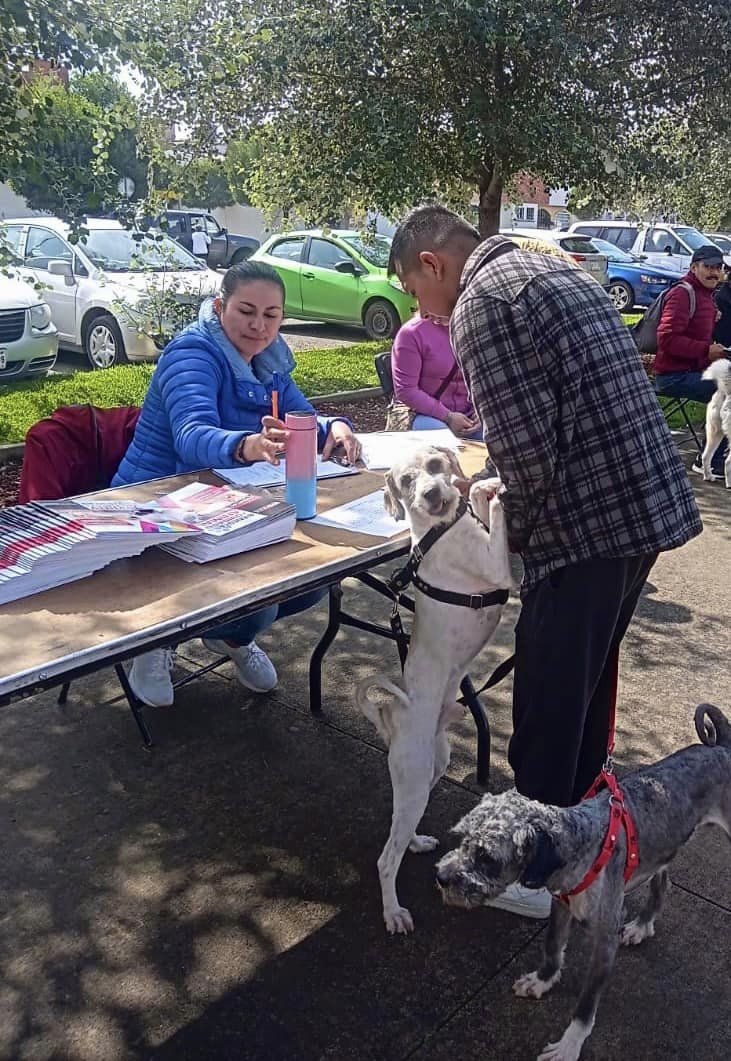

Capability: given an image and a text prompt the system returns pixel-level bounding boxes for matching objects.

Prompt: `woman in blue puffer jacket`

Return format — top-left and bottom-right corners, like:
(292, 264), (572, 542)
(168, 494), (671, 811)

(114, 260), (360, 709)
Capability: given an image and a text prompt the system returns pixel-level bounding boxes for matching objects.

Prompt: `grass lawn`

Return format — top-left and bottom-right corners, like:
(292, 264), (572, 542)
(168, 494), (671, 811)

(0, 313), (690, 446)
(0, 341), (389, 445)
(659, 396), (706, 429)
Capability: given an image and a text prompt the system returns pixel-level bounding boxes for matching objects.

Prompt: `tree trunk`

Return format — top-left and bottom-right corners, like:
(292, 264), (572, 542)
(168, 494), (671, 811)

(478, 169), (504, 237)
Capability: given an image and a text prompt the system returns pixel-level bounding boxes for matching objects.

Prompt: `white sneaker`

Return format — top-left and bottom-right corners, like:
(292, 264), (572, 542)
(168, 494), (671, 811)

(126, 649), (174, 707)
(690, 459), (723, 481)
(202, 637), (278, 693)
(486, 883), (552, 919)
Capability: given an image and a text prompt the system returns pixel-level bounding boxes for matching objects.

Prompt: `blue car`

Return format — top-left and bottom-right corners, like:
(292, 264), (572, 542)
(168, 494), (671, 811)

(591, 237), (683, 312)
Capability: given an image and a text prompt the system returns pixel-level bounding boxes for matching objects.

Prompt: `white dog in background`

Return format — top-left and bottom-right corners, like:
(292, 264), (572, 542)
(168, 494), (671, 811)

(356, 446), (511, 934)
(701, 357), (731, 487)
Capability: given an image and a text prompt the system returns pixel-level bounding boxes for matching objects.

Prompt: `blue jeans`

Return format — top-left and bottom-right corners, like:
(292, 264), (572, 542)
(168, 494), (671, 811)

(412, 413), (483, 441)
(655, 372), (728, 469)
(655, 371), (717, 403)
(206, 587), (328, 646)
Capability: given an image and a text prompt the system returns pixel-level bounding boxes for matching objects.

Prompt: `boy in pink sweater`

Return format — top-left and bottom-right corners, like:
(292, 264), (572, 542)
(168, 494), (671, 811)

(391, 314), (482, 437)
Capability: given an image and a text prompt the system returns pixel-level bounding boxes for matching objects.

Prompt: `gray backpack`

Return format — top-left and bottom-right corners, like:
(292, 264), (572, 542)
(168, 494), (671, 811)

(632, 280), (696, 354)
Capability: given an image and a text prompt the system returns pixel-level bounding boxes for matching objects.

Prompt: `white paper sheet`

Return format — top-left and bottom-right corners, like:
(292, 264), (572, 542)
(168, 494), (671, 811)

(214, 458), (359, 489)
(354, 429), (461, 470)
(75, 499), (139, 512)
(309, 489), (406, 538)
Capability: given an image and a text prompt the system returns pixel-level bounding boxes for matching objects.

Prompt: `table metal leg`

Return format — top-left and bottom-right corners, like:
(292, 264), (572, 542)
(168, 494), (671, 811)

(308, 583), (343, 714)
(459, 675), (490, 786)
(114, 663), (153, 748)
(58, 682), (71, 705)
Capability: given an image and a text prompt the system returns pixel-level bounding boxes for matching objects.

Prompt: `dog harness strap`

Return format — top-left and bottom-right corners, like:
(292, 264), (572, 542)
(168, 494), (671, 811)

(389, 607), (410, 670)
(411, 574), (509, 609)
(604, 771), (640, 882)
(559, 771), (640, 902)
(388, 500), (511, 609)
(469, 653), (516, 696)
(558, 646), (639, 904)
(388, 499), (469, 595)
(562, 795), (624, 899)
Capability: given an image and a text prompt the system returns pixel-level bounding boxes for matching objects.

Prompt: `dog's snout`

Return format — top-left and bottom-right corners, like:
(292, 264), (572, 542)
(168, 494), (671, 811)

(423, 485), (442, 505)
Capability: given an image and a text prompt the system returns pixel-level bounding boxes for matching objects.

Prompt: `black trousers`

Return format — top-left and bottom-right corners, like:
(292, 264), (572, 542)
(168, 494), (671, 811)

(509, 553), (657, 807)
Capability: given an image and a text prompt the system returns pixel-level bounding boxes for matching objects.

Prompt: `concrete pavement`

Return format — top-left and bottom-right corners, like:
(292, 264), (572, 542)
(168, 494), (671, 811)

(0, 469), (729, 1060)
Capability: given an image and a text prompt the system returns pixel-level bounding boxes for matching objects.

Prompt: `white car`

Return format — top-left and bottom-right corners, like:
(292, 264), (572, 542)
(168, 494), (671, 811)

(500, 227), (610, 288)
(1, 217), (221, 369)
(0, 271), (58, 380)
(706, 232), (731, 257)
(569, 220), (731, 273)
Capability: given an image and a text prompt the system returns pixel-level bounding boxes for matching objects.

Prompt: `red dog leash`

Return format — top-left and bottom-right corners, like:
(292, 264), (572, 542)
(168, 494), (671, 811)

(559, 649), (640, 902)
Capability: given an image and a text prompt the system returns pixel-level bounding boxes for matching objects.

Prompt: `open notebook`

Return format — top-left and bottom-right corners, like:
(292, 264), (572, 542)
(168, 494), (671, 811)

(214, 457), (359, 489)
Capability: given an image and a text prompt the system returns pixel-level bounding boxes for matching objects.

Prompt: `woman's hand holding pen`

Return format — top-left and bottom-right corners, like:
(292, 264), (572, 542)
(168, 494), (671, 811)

(240, 416), (289, 464)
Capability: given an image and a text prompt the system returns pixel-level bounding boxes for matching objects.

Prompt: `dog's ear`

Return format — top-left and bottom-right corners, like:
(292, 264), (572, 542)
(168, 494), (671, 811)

(436, 446), (465, 481)
(384, 471), (405, 521)
(519, 827), (564, 889)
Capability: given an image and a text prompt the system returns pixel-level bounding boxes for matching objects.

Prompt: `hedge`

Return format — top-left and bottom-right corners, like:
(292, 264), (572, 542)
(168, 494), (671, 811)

(0, 341), (390, 444)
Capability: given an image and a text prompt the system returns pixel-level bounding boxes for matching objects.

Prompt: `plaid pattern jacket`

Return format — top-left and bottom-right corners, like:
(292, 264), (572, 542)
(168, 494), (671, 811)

(451, 238), (702, 594)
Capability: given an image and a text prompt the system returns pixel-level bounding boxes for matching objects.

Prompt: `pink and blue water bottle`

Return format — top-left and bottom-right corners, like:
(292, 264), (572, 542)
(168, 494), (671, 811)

(285, 411), (318, 519)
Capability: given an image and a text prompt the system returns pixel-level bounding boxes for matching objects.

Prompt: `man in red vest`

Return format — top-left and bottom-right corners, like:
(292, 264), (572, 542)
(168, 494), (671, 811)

(655, 243), (728, 478)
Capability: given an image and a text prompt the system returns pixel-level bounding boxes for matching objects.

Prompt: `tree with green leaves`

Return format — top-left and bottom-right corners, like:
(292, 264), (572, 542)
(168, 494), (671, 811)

(571, 120), (731, 231)
(4, 74), (147, 215)
(0, 1), (134, 177)
(129, 0), (730, 235)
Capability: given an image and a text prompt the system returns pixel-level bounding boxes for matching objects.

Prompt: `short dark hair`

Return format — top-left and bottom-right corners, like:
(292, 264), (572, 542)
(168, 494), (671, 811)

(221, 259), (285, 305)
(388, 204), (481, 276)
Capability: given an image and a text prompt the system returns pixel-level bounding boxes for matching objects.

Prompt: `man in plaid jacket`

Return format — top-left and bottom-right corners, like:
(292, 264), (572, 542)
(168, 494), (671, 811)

(389, 205), (702, 918)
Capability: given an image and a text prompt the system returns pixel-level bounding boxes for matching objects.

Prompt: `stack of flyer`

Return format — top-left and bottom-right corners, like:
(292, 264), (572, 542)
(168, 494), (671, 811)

(0, 498), (196, 605)
(144, 482), (297, 563)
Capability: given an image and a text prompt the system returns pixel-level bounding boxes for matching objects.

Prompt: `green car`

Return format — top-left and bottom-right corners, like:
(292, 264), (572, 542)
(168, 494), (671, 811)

(251, 229), (416, 339)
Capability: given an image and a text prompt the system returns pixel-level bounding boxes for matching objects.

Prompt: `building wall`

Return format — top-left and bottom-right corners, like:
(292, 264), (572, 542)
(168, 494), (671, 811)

(210, 204), (270, 242)
(0, 183), (41, 220)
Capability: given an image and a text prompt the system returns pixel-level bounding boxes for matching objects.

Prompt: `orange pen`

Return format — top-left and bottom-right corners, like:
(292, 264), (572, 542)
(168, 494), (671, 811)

(271, 372), (280, 420)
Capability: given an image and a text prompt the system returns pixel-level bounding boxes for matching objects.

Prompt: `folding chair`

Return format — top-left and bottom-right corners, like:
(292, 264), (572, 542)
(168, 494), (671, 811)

(374, 350), (394, 400)
(19, 403), (141, 502)
(657, 395), (704, 458)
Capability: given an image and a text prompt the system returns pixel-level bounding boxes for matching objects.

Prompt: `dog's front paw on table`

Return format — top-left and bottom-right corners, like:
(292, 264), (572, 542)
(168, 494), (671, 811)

(408, 833), (439, 854)
(384, 905), (414, 934)
(513, 969), (561, 999)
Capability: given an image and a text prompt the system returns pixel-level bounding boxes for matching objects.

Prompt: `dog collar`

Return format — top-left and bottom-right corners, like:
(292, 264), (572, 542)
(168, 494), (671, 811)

(387, 499), (510, 610)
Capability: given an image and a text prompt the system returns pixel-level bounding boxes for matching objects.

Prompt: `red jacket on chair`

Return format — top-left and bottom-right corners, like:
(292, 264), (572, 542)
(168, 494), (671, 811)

(18, 404), (141, 503)
(655, 272), (717, 374)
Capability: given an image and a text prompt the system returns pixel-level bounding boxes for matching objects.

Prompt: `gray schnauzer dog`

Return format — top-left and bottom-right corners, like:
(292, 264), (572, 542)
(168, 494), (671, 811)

(435, 704), (731, 1061)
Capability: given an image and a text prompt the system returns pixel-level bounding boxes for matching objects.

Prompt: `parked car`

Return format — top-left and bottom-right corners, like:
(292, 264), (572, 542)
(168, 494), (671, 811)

(0, 270), (58, 379)
(568, 219), (642, 251)
(163, 209), (259, 268)
(500, 228), (610, 288)
(1, 217), (221, 369)
(588, 237), (683, 311)
(706, 232), (731, 256)
(570, 220), (731, 273)
(251, 229), (416, 339)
